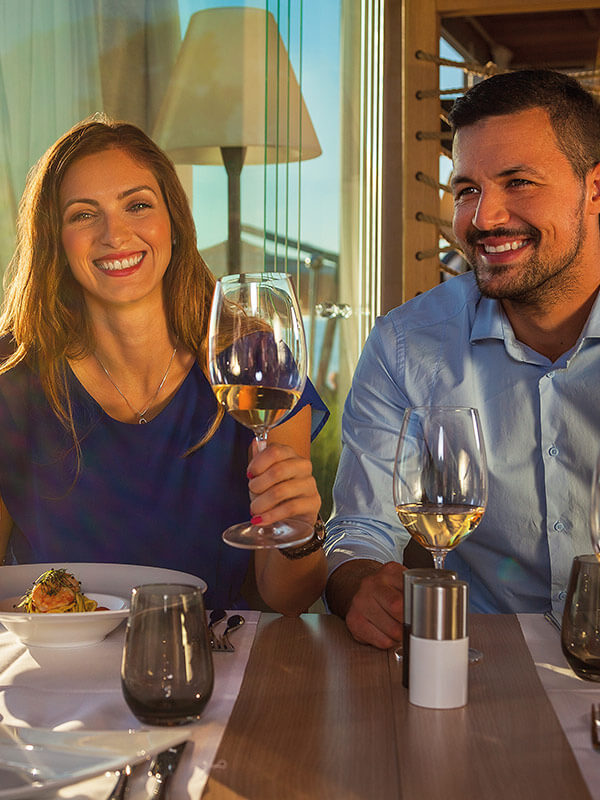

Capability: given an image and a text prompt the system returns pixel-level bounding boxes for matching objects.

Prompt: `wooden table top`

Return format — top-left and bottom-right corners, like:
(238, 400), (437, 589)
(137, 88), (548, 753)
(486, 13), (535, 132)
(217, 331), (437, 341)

(204, 613), (591, 800)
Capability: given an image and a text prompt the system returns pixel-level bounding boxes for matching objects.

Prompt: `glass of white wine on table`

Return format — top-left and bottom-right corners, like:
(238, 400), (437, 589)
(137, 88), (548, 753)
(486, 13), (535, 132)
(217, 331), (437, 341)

(393, 406), (488, 662)
(208, 271), (313, 549)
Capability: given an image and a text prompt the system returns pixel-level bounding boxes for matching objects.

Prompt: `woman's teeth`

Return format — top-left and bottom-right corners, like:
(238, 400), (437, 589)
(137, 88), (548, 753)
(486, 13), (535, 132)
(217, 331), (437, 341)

(95, 253), (143, 271)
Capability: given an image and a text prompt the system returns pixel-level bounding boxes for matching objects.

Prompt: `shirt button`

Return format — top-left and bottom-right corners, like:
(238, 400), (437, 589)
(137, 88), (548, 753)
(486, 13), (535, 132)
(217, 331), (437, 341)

(549, 446), (559, 457)
(554, 521), (565, 532)
(558, 591), (567, 600)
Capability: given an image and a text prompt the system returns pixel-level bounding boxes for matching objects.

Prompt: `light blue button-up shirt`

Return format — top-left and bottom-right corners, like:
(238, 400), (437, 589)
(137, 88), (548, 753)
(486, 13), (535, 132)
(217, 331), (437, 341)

(325, 272), (600, 614)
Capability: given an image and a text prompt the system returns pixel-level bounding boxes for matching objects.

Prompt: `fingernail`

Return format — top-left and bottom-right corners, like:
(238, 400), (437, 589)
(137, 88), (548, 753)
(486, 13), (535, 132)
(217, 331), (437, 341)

(247, 471), (254, 479)
(251, 516), (263, 524)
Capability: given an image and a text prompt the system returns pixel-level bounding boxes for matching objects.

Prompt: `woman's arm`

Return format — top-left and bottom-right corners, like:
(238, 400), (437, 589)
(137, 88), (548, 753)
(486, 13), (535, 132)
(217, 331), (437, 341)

(249, 406), (327, 615)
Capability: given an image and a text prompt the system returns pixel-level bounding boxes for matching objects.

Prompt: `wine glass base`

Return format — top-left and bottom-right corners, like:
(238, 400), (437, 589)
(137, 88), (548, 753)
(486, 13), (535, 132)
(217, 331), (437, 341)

(223, 519), (314, 549)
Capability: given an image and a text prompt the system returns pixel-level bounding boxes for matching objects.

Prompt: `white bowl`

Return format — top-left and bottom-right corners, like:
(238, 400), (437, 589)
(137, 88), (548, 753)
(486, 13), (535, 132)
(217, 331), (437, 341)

(0, 593), (129, 648)
(0, 563), (207, 649)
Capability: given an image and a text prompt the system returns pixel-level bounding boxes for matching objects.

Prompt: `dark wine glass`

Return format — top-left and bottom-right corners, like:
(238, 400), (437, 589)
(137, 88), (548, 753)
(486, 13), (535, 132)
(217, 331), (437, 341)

(561, 555), (600, 681)
(121, 584), (214, 726)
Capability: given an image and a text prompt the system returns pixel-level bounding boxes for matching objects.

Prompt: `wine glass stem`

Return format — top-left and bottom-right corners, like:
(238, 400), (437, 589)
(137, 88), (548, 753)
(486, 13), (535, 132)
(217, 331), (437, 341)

(255, 430), (268, 453)
(432, 552), (446, 569)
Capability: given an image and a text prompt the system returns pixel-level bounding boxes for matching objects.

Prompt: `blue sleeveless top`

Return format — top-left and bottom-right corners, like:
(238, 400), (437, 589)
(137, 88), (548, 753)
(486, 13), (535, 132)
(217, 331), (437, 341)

(0, 359), (328, 610)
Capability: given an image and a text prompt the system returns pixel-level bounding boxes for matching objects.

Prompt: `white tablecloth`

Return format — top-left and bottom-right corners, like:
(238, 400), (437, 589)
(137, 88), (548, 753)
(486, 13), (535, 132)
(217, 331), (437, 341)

(518, 613), (600, 800)
(0, 610), (260, 799)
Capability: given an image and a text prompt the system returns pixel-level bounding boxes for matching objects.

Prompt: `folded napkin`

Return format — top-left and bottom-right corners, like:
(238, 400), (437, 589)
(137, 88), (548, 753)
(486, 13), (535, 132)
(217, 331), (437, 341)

(0, 610), (260, 799)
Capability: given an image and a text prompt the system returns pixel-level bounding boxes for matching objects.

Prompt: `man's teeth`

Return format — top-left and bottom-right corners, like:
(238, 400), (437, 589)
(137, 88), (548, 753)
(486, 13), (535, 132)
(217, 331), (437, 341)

(482, 240), (528, 254)
(95, 254), (143, 271)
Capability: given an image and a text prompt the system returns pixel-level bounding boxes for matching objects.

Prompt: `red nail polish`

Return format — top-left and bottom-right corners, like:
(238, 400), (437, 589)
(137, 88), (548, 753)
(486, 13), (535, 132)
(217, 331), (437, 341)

(247, 471), (254, 479)
(251, 516), (263, 524)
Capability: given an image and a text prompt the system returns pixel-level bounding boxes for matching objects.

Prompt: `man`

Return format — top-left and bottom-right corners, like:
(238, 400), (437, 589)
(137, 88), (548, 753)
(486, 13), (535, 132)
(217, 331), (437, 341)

(325, 69), (600, 649)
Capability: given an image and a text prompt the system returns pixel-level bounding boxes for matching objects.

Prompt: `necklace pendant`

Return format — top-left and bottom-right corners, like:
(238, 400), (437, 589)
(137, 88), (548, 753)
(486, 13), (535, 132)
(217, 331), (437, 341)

(138, 416), (148, 424)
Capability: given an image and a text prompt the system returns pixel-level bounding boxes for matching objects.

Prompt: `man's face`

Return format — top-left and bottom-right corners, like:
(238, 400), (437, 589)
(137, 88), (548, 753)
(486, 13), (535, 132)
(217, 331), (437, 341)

(451, 107), (596, 304)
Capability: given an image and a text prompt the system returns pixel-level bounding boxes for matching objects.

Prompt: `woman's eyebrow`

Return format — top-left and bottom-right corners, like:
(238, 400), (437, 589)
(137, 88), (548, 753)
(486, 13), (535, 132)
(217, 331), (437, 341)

(62, 185), (158, 213)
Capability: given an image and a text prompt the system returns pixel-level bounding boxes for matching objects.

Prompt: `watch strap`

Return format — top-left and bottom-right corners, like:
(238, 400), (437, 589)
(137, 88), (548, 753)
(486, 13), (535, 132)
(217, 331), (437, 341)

(280, 517), (326, 560)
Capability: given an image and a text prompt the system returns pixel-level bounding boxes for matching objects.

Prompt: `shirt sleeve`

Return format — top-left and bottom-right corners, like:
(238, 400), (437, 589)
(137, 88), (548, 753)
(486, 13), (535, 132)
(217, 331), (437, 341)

(324, 314), (411, 577)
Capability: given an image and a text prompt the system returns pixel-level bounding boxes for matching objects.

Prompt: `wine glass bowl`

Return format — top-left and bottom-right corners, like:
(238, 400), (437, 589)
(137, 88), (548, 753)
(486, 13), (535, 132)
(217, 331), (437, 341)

(393, 406), (488, 570)
(208, 272), (313, 549)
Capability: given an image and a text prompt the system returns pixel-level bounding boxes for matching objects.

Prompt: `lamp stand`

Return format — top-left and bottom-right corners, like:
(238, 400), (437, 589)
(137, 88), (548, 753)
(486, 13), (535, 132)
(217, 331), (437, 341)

(221, 146), (247, 273)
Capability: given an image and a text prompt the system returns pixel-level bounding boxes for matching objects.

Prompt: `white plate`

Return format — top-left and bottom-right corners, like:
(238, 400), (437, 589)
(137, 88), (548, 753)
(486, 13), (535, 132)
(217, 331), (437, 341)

(0, 724), (190, 798)
(0, 563), (207, 648)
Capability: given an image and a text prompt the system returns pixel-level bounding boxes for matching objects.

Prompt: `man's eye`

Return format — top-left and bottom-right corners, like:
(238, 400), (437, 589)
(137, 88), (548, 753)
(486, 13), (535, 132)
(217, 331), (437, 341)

(454, 186), (478, 200)
(508, 178), (533, 187)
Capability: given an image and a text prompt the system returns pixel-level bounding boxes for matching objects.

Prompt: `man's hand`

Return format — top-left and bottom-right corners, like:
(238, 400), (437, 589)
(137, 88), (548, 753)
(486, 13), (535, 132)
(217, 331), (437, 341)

(326, 560), (405, 649)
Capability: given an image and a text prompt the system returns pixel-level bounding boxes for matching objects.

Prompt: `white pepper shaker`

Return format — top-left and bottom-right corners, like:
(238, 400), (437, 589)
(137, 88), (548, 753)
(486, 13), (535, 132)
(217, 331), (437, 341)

(409, 578), (468, 709)
(401, 568), (457, 688)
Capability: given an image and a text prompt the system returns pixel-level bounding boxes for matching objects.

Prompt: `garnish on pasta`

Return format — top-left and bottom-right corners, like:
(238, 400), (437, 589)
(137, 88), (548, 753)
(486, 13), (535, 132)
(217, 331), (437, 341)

(15, 568), (98, 613)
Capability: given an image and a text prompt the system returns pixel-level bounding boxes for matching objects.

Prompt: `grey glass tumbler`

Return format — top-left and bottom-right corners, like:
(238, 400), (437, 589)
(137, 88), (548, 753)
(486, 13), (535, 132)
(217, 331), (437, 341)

(121, 583), (214, 725)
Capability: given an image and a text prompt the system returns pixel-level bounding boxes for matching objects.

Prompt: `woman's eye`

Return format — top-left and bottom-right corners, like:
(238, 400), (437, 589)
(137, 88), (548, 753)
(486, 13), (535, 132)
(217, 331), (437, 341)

(69, 210), (94, 223)
(129, 201), (152, 212)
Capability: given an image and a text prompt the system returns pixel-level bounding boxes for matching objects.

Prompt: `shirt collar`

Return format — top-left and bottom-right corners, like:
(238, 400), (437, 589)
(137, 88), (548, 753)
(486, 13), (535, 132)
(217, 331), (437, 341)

(470, 286), (600, 364)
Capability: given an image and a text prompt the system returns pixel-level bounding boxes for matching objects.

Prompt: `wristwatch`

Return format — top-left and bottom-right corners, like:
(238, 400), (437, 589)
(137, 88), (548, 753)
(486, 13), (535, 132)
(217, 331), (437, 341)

(281, 517), (326, 560)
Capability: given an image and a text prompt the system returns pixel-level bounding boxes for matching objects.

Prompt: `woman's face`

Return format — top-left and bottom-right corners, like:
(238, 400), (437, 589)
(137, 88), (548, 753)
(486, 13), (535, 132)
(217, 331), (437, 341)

(59, 148), (173, 311)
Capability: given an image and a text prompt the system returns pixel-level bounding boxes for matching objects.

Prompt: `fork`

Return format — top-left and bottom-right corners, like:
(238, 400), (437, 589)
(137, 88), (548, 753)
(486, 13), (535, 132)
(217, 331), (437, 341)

(591, 704), (600, 749)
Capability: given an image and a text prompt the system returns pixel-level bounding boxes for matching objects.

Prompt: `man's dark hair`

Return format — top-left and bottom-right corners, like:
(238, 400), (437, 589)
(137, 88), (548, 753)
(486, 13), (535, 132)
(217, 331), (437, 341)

(448, 69), (600, 180)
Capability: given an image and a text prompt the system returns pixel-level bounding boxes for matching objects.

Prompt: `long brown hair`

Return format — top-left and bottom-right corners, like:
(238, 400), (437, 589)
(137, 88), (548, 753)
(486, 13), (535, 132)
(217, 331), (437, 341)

(0, 115), (224, 446)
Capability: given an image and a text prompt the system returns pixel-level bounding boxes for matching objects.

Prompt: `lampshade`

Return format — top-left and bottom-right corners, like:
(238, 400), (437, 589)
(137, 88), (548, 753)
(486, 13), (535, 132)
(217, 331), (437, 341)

(152, 7), (322, 166)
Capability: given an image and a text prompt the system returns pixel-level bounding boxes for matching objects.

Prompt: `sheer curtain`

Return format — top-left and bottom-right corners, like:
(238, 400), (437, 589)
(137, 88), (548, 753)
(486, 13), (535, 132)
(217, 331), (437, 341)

(0, 0), (180, 277)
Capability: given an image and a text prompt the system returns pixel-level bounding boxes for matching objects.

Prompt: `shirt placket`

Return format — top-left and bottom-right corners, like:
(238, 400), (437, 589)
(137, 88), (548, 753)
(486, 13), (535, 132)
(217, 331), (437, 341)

(539, 368), (571, 609)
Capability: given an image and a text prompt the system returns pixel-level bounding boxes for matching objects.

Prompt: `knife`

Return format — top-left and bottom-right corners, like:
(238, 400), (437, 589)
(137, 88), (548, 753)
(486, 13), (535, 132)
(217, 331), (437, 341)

(148, 741), (188, 799)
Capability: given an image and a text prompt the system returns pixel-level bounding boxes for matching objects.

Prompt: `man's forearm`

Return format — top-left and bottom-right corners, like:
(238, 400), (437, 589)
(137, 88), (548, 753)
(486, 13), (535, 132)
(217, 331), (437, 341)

(325, 558), (383, 618)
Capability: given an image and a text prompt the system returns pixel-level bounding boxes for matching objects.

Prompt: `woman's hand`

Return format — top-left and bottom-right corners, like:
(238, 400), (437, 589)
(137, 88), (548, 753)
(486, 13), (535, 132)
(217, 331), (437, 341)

(247, 439), (320, 528)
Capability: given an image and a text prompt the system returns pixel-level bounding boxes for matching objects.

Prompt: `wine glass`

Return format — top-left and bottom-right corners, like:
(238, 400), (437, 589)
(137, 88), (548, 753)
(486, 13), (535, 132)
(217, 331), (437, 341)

(121, 584), (214, 725)
(394, 406), (488, 663)
(590, 453), (600, 558)
(393, 406), (488, 569)
(208, 272), (313, 549)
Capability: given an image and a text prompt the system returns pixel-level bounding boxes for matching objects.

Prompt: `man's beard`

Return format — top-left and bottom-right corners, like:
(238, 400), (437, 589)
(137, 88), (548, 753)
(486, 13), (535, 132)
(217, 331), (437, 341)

(461, 208), (586, 305)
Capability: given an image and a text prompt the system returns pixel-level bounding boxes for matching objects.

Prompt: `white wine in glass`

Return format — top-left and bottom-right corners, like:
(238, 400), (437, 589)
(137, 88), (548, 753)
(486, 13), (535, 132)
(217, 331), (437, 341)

(393, 406), (488, 569)
(208, 272), (313, 549)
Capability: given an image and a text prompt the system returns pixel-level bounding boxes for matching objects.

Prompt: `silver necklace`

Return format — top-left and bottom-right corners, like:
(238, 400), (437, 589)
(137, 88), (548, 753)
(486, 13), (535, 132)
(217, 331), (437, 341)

(94, 337), (179, 424)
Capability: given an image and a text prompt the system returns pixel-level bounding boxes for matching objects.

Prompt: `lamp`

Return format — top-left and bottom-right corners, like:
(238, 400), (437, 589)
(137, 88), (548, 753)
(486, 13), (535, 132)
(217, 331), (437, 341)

(152, 7), (322, 273)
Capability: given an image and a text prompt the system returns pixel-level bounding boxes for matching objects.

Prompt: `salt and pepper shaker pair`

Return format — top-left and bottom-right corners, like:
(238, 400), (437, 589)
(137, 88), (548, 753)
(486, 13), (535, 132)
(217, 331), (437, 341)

(402, 568), (469, 709)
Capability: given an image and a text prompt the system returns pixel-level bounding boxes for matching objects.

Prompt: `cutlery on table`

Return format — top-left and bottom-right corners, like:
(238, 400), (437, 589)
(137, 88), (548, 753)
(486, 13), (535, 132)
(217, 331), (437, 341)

(222, 614), (245, 650)
(211, 613), (245, 652)
(592, 704), (600, 749)
(544, 610), (562, 634)
(106, 763), (131, 800)
(148, 740), (188, 799)
(208, 608), (226, 649)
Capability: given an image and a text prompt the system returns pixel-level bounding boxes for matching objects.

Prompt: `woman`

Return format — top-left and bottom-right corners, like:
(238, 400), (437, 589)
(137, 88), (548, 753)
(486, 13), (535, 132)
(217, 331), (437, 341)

(0, 116), (328, 614)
